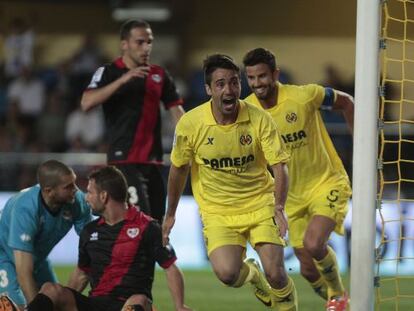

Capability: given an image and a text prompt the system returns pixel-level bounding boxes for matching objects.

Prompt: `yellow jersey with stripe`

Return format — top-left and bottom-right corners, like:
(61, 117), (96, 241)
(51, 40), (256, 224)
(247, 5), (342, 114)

(245, 83), (350, 204)
(171, 100), (289, 215)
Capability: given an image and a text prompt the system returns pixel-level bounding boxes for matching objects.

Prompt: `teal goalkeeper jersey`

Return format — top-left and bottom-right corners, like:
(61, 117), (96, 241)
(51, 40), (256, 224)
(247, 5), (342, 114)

(0, 185), (92, 267)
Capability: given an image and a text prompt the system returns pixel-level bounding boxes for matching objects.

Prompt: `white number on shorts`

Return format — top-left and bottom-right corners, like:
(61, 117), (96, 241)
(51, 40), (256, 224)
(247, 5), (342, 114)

(128, 186), (139, 205)
(0, 270), (9, 287)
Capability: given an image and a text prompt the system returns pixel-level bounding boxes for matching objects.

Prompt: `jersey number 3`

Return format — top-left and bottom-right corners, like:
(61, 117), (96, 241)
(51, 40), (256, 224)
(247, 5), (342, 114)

(128, 186), (139, 205)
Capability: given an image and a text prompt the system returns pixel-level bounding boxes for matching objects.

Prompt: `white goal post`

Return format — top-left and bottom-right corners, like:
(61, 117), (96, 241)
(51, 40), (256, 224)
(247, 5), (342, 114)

(350, 0), (381, 310)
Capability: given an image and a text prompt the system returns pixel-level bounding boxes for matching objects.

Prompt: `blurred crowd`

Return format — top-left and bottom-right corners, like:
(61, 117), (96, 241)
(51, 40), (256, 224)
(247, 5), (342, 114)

(0, 18), (354, 191)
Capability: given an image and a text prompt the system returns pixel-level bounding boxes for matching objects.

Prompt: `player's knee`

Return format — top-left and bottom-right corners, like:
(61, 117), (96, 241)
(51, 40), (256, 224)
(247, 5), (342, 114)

(215, 268), (239, 286)
(299, 263), (319, 281)
(303, 237), (325, 257)
(123, 304), (145, 311)
(265, 266), (287, 289)
(39, 282), (65, 300)
(123, 294), (149, 311)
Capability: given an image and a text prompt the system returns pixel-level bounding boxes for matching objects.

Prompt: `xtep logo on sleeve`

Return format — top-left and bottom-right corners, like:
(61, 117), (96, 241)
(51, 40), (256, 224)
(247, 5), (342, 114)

(205, 137), (214, 145)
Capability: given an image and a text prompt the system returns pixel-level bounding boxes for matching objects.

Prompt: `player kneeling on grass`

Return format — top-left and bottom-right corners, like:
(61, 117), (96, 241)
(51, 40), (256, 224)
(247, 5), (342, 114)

(0, 160), (92, 311)
(0, 166), (191, 311)
(162, 54), (297, 310)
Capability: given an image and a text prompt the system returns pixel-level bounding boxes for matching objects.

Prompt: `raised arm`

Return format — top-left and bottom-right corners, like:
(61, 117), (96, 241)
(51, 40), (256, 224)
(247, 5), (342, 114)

(333, 90), (354, 135)
(162, 164), (190, 246)
(270, 162), (289, 237)
(80, 66), (150, 112)
(14, 250), (37, 303)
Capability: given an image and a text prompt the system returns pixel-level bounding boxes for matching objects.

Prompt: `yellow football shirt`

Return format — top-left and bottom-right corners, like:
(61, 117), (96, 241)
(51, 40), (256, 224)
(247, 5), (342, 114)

(171, 100), (289, 215)
(245, 83), (350, 204)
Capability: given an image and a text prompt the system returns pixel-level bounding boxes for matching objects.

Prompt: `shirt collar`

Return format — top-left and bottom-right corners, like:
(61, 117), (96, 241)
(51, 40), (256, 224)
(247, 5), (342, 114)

(97, 204), (139, 225)
(276, 82), (287, 104)
(114, 57), (127, 69)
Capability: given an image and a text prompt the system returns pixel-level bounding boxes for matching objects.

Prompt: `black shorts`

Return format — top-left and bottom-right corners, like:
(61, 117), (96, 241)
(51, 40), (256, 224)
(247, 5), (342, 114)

(68, 289), (125, 311)
(115, 164), (166, 223)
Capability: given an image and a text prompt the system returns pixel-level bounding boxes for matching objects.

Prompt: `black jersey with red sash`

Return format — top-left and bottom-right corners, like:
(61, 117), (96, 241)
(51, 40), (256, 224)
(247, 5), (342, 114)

(85, 58), (183, 164)
(78, 206), (176, 301)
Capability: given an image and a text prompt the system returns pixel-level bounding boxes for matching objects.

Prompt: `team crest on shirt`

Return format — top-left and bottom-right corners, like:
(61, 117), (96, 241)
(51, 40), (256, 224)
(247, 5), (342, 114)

(151, 74), (162, 83)
(127, 227), (140, 238)
(240, 134), (252, 146)
(285, 112), (297, 123)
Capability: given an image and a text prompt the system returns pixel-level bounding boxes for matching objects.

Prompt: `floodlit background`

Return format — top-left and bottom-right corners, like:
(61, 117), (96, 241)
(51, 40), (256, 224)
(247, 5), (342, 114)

(1, 1), (414, 309)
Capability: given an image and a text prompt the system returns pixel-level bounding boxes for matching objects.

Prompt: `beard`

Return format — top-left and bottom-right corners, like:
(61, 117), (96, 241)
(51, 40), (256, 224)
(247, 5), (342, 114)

(91, 203), (105, 217)
(52, 194), (75, 206)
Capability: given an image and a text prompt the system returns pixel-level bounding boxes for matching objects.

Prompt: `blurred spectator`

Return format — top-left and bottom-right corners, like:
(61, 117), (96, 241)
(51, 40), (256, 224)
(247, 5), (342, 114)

(319, 64), (354, 178)
(36, 91), (67, 152)
(321, 64), (354, 96)
(0, 125), (13, 152)
(7, 66), (45, 129)
(3, 100), (29, 151)
(71, 35), (106, 76)
(164, 60), (189, 100)
(69, 35), (106, 110)
(185, 69), (208, 111)
(65, 105), (105, 151)
(54, 61), (72, 110)
(3, 18), (35, 80)
(0, 70), (8, 123)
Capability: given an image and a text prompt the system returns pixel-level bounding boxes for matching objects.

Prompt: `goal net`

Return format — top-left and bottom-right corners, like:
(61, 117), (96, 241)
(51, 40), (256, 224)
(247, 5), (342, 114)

(376, 0), (414, 308)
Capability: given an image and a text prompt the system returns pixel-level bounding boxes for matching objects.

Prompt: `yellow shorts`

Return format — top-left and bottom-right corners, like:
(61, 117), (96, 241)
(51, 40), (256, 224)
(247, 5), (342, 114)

(200, 206), (286, 256)
(287, 182), (351, 248)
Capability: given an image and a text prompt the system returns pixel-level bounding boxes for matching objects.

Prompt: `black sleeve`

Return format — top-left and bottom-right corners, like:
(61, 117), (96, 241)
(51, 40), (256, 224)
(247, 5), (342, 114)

(86, 64), (113, 90)
(77, 225), (92, 272)
(144, 221), (177, 269)
(161, 69), (182, 109)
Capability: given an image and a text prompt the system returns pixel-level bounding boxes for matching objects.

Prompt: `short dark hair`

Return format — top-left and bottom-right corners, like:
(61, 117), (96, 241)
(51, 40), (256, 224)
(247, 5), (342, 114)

(120, 19), (151, 40)
(37, 160), (74, 188)
(243, 48), (277, 72)
(88, 166), (128, 203)
(203, 54), (240, 86)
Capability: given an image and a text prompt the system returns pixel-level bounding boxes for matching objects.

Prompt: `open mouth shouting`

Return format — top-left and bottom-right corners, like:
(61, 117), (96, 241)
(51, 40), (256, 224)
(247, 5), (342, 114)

(222, 97), (238, 112)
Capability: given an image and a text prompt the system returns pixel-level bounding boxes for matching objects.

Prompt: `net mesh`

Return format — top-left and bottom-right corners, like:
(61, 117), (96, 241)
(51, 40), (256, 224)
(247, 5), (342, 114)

(377, 0), (414, 309)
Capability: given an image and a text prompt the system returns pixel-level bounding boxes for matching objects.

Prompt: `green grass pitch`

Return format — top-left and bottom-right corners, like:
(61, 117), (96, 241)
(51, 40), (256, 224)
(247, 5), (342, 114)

(54, 266), (412, 310)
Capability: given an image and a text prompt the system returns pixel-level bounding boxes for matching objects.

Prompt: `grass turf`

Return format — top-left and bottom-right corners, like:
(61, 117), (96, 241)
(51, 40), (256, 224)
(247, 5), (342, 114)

(55, 266), (412, 310)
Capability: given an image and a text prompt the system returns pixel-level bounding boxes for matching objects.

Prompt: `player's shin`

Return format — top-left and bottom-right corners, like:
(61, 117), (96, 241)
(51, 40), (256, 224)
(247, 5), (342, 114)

(269, 276), (298, 310)
(310, 276), (328, 300)
(313, 246), (345, 299)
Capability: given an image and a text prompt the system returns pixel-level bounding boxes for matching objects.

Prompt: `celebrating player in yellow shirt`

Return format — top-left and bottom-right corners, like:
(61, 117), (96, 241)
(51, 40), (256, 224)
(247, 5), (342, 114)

(243, 48), (354, 311)
(162, 54), (297, 310)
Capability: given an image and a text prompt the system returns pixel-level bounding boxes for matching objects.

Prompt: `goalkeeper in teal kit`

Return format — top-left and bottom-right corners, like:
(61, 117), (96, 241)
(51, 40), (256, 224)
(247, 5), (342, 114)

(0, 160), (92, 310)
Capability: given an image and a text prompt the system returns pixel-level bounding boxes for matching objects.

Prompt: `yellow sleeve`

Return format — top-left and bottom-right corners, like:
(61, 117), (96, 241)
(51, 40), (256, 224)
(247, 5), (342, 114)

(259, 112), (290, 165)
(302, 84), (326, 110)
(170, 118), (194, 167)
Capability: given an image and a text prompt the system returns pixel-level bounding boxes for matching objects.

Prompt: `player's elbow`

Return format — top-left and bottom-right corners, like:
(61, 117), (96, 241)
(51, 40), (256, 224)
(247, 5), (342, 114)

(80, 92), (94, 112)
(335, 91), (354, 110)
